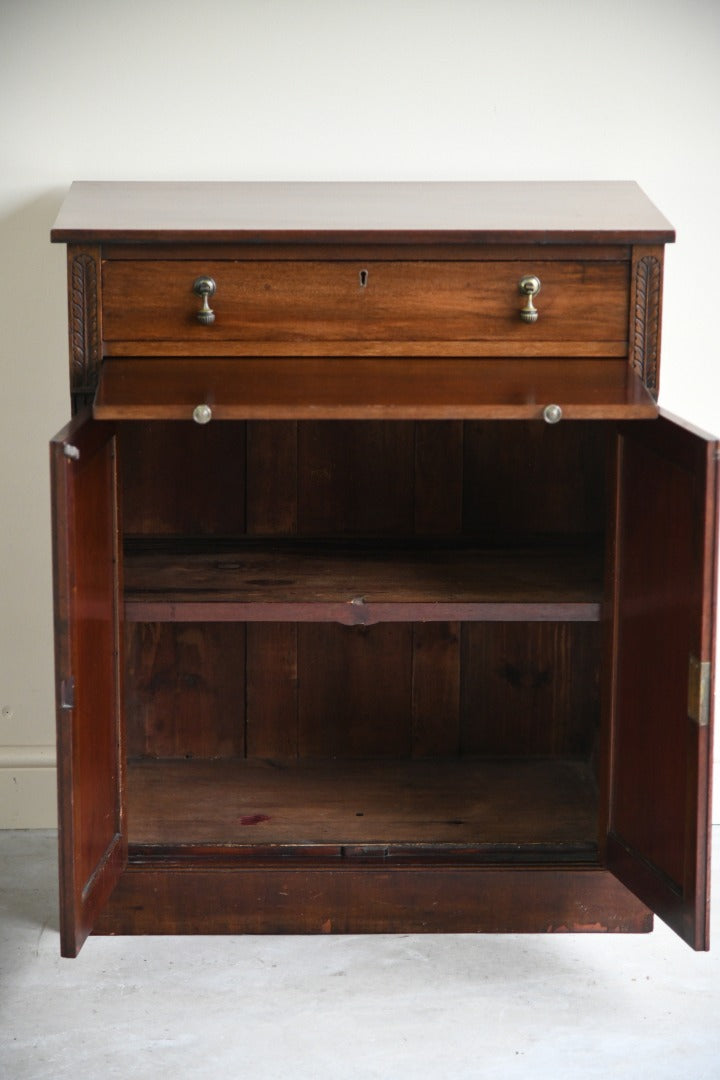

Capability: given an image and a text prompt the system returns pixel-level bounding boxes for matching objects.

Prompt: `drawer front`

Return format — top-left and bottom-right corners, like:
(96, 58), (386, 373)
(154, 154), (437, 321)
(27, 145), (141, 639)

(102, 260), (629, 354)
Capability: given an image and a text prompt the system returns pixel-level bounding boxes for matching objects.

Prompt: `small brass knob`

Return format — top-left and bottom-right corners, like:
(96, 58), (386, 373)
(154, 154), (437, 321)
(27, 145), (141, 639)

(543, 404), (563, 424)
(193, 404), (213, 425)
(193, 276), (216, 325)
(518, 275), (541, 323)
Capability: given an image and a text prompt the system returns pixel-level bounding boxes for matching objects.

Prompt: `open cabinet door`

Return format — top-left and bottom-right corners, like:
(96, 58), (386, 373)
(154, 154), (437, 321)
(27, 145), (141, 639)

(51, 411), (125, 957)
(608, 413), (717, 949)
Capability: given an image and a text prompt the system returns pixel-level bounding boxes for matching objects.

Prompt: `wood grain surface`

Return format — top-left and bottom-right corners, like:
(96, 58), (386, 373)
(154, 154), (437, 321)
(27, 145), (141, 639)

(102, 259), (629, 349)
(51, 181), (674, 243)
(126, 756), (598, 848)
(123, 540), (603, 623)
(94, 357), (658, 420)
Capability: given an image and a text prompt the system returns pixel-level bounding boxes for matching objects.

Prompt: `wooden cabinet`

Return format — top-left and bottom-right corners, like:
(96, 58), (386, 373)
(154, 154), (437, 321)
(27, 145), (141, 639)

(50, 182), (717, 956)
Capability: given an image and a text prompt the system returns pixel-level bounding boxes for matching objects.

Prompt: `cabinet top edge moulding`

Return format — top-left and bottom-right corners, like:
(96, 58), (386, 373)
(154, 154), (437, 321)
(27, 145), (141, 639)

(50, 181), (675, 245)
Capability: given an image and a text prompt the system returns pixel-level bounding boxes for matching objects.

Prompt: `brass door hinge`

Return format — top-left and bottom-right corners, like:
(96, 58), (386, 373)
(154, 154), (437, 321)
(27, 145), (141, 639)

(687, 655), (711, 727)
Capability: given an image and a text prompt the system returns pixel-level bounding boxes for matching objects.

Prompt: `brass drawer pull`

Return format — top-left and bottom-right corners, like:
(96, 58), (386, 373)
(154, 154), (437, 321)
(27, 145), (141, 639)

(193, 276), (216, 325)
(518, 274), (541, 323)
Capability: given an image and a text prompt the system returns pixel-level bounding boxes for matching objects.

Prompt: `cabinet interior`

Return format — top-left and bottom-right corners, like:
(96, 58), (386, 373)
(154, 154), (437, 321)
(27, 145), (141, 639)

(119, 418), (609, 862)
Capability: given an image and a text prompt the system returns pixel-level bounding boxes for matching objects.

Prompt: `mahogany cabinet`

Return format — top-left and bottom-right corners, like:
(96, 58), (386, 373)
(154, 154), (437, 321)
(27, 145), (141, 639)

(50, 182), (716, 956)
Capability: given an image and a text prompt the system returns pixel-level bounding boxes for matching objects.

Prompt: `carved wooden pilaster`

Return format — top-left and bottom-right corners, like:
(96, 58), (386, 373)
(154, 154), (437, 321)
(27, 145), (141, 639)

(68, 246), (102, 413)
(629, 247), (663, 397)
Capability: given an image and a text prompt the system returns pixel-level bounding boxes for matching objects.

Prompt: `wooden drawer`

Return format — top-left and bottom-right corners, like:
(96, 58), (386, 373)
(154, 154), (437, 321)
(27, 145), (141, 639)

(101, 259), (630, 356)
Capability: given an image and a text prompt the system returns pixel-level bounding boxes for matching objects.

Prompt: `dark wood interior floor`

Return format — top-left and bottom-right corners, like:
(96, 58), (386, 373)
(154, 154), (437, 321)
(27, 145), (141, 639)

(126, 756), (598, 851)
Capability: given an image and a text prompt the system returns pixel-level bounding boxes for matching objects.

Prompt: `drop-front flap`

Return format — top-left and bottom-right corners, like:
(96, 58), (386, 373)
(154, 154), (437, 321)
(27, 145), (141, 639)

(92, 356), (658, 422)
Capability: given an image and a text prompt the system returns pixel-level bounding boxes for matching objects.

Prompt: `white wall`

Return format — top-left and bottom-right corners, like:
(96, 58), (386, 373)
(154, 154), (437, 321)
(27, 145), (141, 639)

(1, 0), (719, 826)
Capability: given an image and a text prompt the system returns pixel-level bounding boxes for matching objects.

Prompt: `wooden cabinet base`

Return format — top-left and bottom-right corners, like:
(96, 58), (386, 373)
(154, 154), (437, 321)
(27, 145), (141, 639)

(93, 864), (652, 939)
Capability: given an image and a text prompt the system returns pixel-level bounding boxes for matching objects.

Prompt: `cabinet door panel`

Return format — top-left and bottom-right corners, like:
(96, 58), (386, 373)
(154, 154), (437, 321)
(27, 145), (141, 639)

(608, 414), (717, 949)
(51, 412), (125, 957)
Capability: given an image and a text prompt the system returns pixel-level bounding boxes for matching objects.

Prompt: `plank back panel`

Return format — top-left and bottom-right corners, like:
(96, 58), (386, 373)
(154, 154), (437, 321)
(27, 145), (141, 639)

(119, 421), (246, 536)
(298, 624), (414, 758)
(119, 420), (609, 541)
(414, 421), (464, 534)
(125, 623), (245, 758)
(246, 421), (298, 535)
(460, 623), (601, 757)
(464, 421), (608, 541)
(297, 422), (415, 536)
(246, 624), (298, 759)
(411, 622), (461, 757)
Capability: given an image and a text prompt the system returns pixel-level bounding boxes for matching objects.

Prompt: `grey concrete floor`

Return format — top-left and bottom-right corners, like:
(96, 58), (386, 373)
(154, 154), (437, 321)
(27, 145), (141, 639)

(1, 830), (719, 1079)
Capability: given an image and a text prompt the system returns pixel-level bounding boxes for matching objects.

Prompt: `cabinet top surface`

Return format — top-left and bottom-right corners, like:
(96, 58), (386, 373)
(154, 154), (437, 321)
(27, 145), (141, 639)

(50, 181), (674, 244)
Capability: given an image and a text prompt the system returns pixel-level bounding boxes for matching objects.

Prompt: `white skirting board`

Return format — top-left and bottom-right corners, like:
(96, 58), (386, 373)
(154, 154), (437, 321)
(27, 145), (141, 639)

(0, 747), (56, 827)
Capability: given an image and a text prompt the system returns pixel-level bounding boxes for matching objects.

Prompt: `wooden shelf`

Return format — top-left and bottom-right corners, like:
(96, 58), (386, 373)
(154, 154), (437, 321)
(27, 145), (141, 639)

(126, 756), (599, 853)
(94, 357), (657, 421)
(124, 539), (603, 623)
